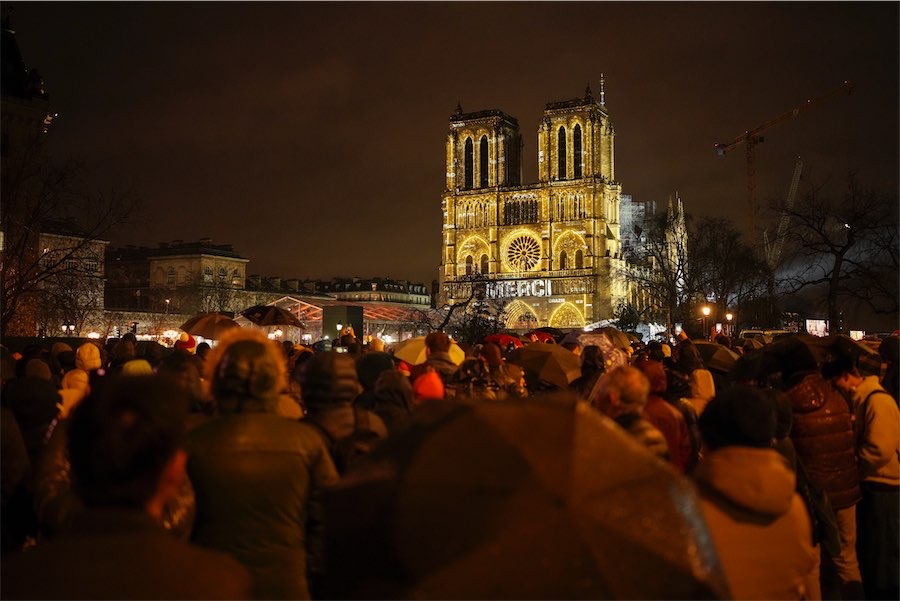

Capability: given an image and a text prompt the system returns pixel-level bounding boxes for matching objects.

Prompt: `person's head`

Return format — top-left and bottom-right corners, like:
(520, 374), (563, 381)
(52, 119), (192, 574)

(589, 365), (651, 418)
(425, 331), (451, 354)
(120, 358), (153, 376)
(480, 342), (503, 368)
(635, 358), (667, 394)
(195, 342), (211, 361)
(355, 352), (395, 392)
(67, 375), (188, 516)
(25, 358), (52, 381)
(76, 342), (103, 372)
(674, 340), (704, 372)
(157, 350), (205, 409)
(205, 328), (286, 412)
(822, 354), (861, 394)
(282, 340), (296, 358)
(698, 385), (776, 451)
(299, 351), (362, 410)
(369, 338), (385, 353)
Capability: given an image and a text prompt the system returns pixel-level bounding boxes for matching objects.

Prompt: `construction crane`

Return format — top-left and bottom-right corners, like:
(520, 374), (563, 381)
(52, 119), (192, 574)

(764, 158), (803, 269)
(714, 80), (852, 239)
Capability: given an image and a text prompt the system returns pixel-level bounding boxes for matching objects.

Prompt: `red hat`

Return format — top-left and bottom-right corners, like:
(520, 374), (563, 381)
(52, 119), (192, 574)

(412, 370), (444, 404)
(174, 332), (197, 352)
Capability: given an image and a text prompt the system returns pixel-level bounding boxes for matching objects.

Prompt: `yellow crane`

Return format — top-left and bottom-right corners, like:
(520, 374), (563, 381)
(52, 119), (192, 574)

(714, 80), (852, 239)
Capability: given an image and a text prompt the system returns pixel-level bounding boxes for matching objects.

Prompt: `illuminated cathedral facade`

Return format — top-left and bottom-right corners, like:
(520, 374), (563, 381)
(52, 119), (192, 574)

(438, 82), (628, 330)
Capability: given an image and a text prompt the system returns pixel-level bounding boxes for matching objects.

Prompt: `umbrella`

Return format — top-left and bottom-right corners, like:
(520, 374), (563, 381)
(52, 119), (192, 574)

(240, 304), (303, 328)
(392, 336), (466, 366)
(524, 330), (556, 343)
(179, 312), (241, 340)
(322, 397), (729, 600)
(693, 340), (740, 374)
(483, 333), (524, 350)
(507, 342), (582, 389)
(558, 331), (629, 372)
(597, 327), (633, 352)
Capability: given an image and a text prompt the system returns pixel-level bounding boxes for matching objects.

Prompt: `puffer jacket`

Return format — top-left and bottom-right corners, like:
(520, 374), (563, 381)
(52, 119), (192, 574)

(187, 412), (339, 600)
(695, 447), (818, 600)
(786, 372), (861, 509)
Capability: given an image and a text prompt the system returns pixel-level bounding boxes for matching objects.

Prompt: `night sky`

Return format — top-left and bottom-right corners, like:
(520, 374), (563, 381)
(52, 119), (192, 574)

(7, 2), (899, 286)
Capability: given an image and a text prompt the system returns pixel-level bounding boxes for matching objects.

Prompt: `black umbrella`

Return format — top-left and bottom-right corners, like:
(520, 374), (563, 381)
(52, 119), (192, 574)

(239, 304), (303, 328)
(180, 312), (240, 340)
(322, 397), (729, 600)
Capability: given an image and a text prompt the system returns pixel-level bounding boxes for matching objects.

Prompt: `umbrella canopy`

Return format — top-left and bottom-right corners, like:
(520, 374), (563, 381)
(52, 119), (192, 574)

(392, 336), (466, 366)
(524, 330), (557, 343)
(179, 312), (241, 340)
(507, 342), (582, 390)
(558, 331), (629, 372)
(596, 327), (632, 352)
(240, 304), (303, 328)
(483, 333), (524, 350)
(693, 341), (740, 374)
(322, 397), (729, 600)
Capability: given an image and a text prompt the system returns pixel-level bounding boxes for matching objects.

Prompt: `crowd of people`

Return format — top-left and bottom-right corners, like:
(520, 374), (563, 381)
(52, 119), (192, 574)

(0, 325), (897, 600)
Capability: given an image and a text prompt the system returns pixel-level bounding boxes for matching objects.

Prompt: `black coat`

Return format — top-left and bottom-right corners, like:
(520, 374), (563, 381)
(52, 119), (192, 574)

(1, 508), (250, 600)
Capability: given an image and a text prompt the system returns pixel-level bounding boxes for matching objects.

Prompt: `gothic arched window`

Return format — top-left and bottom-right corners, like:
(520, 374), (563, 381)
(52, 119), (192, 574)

(560, 250), (568, 270)
(480, 254), (489, 274)
(465, 255), (474, 275)
(557, 126), (567, 180)
(480, 136), (489, 188)
(464, 138), (474, 189)
(575, 249), (584, 269)
(574, 124), (582, 179)
(166, 267), (176, 286)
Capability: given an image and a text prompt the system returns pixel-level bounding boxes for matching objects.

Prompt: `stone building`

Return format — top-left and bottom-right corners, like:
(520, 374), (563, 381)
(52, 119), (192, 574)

(439, 82), (628, 329)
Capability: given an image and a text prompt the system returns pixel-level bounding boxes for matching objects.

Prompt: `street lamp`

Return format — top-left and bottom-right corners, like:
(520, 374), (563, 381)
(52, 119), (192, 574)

(164, 298), (170, 314)
(725, 312), (734, 337)
(336, 321), (343, 339)
(701, 306), (711, 340)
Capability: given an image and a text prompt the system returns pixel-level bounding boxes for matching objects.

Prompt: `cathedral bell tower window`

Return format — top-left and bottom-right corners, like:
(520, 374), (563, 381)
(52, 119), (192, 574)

(558, 126), (567, 180)
(480, 136), (489, 188)
(574, 124), (582, 179)
(464, 138), (474, 189)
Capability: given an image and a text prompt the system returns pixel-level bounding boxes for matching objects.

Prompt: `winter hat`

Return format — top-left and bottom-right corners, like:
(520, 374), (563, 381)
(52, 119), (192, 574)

(210, 332), (286, 410)
(300, 351), (362, 408)
(412, 370), (444, 404)
(25, 358), (52, 381)
(61, 369), (90, 393)
(121, 359), (153, 376)
(480, 342), (503, 368)
(174, 333), (197, 353)
(76, 343), (103, 372)
(635, 359), (668, 394)
(50, 342), (73, 359)
(699, 385), (776, 451)
(58, 369), (90, 419)
(355, 352), (395, 391)
(369, 338), (385, 353)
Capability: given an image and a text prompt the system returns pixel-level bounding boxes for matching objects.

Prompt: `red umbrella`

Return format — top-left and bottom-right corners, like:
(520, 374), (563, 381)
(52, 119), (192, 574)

(483, 333), (523, 349)
(524, 330), (556, 343)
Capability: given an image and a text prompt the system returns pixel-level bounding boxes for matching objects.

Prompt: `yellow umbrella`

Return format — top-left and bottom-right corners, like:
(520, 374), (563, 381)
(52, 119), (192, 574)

(392, 336), (465, 366)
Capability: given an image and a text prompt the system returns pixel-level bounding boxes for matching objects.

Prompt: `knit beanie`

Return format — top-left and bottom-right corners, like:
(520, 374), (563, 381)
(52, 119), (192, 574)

(25, 359), (52, 381)
(211, 336), (286, 409)
(300, 351), (362, 408)
(174, 333), (197, 353)
(412, 370), (444, 404)
(699, 385), (776, 450)
(58, 369), (91, 419)
(76, 343), (102, 372)
(121, 359), (153, 376)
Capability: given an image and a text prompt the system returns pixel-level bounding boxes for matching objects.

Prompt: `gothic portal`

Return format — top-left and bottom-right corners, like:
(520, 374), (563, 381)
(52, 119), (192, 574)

(438, 83), (627, 330)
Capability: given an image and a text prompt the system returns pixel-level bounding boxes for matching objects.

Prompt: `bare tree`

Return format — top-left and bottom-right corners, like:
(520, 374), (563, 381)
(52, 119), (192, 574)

(1, 136), (135, 335)
(776, 175), (899, 331)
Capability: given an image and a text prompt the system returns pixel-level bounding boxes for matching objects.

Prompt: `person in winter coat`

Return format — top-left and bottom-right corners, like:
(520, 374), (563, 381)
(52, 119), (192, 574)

(187, 329), (339, 600)
(588, 365), (669, 461)
(824, 355), (900, 601)
(781, 339), (863, 599)
(634, 358), (693, 472)
(423, 331), (460, 386)
(694, 385), (818, 600)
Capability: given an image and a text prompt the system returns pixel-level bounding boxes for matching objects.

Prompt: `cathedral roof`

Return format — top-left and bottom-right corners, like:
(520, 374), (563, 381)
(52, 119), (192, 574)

(449, 107), (519, 127)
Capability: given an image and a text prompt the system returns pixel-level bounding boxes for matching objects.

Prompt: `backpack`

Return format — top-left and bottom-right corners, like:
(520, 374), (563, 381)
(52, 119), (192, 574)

(315, 407), (382, 475)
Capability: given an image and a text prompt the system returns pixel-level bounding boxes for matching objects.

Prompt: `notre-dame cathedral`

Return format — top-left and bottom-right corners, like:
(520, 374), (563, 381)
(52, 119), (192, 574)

(438, 82), (630, 330)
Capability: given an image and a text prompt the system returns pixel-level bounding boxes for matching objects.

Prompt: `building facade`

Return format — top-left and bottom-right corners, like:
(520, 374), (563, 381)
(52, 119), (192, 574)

(439, 84), (627, 330)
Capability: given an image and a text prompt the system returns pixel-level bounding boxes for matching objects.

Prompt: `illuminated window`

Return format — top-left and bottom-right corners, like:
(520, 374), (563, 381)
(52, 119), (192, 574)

(575, 249), (584, 269)
(84, 259), (99, 273)
(231, 269), (242, 287)
(560, 250), (568, 270)
(167, 267), (176, 285)
(218, 268), (227, 283)
(480, 136), (489, 188)
(203, 267), (213, 283)
(574, 124), (582, 178)
(480, 254), (489, 274)
(464, 138), (474, 189)
(557, 126), (567, 180)
(465, 255), (474, 275)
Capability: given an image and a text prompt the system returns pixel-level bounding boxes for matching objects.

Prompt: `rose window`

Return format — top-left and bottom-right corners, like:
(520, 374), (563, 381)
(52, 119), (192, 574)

(506, 235), (541, 271)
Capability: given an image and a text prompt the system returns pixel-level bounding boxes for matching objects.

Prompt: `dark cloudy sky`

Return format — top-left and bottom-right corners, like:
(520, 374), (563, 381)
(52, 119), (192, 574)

(7, 2), (899, 285)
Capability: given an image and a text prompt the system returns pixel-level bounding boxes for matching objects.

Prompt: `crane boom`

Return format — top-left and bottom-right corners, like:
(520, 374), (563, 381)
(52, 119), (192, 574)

(715, 80), (852, 240)
(765, 158), (803, 268)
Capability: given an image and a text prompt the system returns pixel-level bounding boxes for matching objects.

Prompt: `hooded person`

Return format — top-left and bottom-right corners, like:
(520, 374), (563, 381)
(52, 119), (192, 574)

(187, 328), (340, 599)
(75, 342), (107, 394)
(57, 369), (91, 419)
(4, 359), (61, 468)
(300, 352), (388, 473)
(694, 385), (818, 600)
(635, 358), (693, 473)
